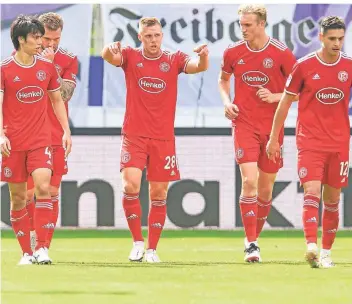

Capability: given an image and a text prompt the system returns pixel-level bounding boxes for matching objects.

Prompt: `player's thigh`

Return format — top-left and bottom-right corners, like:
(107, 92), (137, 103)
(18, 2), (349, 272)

(239, 162), (258, 195)
(8, 182), (27, 210)
(1, 151), (27, 183)
(257, 168), (277, 200)
(297, 150), (327, 186)
(325, 150), (349, 189)
(147, 139), (180, 182)
(232, 126), (260, 164)
(120, 134), (148, 173)
(149, 182), (169, 200)
(322, 184), (341, 204)
(52, 145), (68, 176)
(258, 132), (284, 174)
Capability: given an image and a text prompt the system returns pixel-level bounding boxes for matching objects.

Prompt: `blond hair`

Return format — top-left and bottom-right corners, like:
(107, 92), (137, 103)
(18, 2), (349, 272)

(38, 12), (64, 31)
(238, 4), (267, 23)
(139, 17), (162, 32)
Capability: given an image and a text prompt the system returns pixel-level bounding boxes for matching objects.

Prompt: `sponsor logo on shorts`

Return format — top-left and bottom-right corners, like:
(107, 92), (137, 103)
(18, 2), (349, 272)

(121, 150), (131, 164)
(16, 86), (44, 103)
(242, 71), (269, 87)
(159, 62), (170, 72)
(263, 58), (273, 68)
(236, 148), (244, 159)
(3, 167), (12, 178)
(299, 167), (307, 178)
(36, 70), (46, 81)
(316, 87), (344, 105)
(338, 71), (348, 82)
(171, 170), (176, 176)
(138, 77), (166, 94)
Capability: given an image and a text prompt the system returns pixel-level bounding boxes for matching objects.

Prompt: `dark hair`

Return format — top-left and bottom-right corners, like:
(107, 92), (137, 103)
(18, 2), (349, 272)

(10, 15), (45, 50)
(321, 16), (345, 34)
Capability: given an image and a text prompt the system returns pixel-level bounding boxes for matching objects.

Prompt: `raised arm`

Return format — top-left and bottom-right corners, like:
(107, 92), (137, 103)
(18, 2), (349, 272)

(185, 44), (209, 74)
(101, 41), (123, 66)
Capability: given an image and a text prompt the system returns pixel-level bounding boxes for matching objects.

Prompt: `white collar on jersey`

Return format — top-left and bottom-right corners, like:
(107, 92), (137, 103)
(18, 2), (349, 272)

(141, 49), (163, 60)
(315, 51), (342, 66)
(12, 55), (37, 68)
(245, 37), (271, 53)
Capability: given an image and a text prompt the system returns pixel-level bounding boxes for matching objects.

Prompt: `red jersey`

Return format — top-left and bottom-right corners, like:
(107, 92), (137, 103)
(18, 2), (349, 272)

(119, 47), (190, 140)
(222, 38), (296, 134)
(285, 51), (352, 152)
(48, 47), (78, 145)
(1, 55), (61, 151)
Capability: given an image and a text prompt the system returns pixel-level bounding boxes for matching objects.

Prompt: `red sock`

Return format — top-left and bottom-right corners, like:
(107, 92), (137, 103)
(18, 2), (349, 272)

(26, 199), (35, 231)
(256, 198), (272, 238)
(45, 195), (59, 248)
(322, 202), (339, 250)
(11, 206), (32, 255)
(239, 196), (258, 243)
(34, 199), (53, 250)
(148, 200), (167, 250)
(123, 193), (143, 242)
(302, 194), (320, 244)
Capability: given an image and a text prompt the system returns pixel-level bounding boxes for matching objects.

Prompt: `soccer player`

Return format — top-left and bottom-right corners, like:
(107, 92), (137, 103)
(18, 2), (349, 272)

(101, 17), (209, 263)
(218, 4), (296, 262)
(0, 15), (72, 265)
(25, 12), (78, 253)
(266, 16), (351, 268)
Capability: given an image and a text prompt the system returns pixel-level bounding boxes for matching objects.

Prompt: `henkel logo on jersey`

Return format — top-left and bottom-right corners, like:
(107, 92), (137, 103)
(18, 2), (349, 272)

(16, 86), (44, 103)
(138, 77), (166, 94)
(242, 71), (269, 87)
(316, 87), (344, 105)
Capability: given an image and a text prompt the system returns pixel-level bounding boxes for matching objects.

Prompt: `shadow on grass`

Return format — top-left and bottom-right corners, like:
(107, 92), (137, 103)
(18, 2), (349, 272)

(53, 260), (352, 268)
(2, 290), (133, 296)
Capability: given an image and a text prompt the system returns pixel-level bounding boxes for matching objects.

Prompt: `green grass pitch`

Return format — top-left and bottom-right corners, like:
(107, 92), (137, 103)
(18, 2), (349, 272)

(1, 230), (351, 304)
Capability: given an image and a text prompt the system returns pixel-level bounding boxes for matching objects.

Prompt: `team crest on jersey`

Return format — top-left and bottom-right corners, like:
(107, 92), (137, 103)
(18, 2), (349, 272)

(236, 148), (244, 159)
(299, 167), (307, 178)
(36, 70), (46, 81)
(263, 58), (273, 68)
(3, 167), (12, 178)
(55, 64), (62, 74)
(159, 62), (170, 72)
(338, 71), (348, 82)
(121, 151), (131, 163)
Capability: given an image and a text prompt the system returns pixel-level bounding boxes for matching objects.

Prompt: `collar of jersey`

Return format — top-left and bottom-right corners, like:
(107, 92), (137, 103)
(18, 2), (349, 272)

(12, 55), (37, 68)
(245, 37), (271, 53)
(315, 51), (341, 66)
(141, 49), (163, 60)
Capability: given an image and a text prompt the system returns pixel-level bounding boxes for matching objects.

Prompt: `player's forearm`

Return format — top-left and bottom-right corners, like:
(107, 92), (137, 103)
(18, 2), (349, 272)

(51, 100), (71, 135)
(196, 55), (209, 72)
(60, 81), (76, 103)
(218, 79), (232, 106)
(101, 45), (121, 66)
(270, 94), (294, 140)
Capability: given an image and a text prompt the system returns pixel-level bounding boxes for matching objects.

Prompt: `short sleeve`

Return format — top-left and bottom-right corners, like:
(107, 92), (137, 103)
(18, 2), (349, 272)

(0, 66), (4, 93)
(177, 51), (191, 74)
(285, 62), (304, 96)
(47, 63), (61, 92)
(62, 56), (78, 86)
(221, 46), (234, 74)
(281, 48), (297, 78)
(120, 46), (133, 70)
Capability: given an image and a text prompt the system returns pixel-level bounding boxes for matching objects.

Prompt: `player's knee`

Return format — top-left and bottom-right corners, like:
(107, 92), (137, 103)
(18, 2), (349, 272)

(10, 191), (26, 209)
(49, 185), (59, 197)
(257, 185), (273, 202)
(122, 180), (140, 194)
(303, 186), (321, 198)
(241, 177), (257, 196)
(150, 189), (168, 201)
(35, 182), (51, 197)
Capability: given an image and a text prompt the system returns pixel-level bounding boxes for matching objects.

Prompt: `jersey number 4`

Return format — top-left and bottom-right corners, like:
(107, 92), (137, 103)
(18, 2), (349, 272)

(340, 161), (349, 177)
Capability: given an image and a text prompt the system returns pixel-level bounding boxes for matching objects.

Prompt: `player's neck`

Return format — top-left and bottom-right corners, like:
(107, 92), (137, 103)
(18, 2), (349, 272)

(317, 49), (340, 64)
(142, 48), (162, 59)
(247, 34), (269, 51)
(14, 50), (35, 66)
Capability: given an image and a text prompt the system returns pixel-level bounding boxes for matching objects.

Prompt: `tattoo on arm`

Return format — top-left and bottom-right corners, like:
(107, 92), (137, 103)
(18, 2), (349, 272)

(60, 80), (76, 102)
